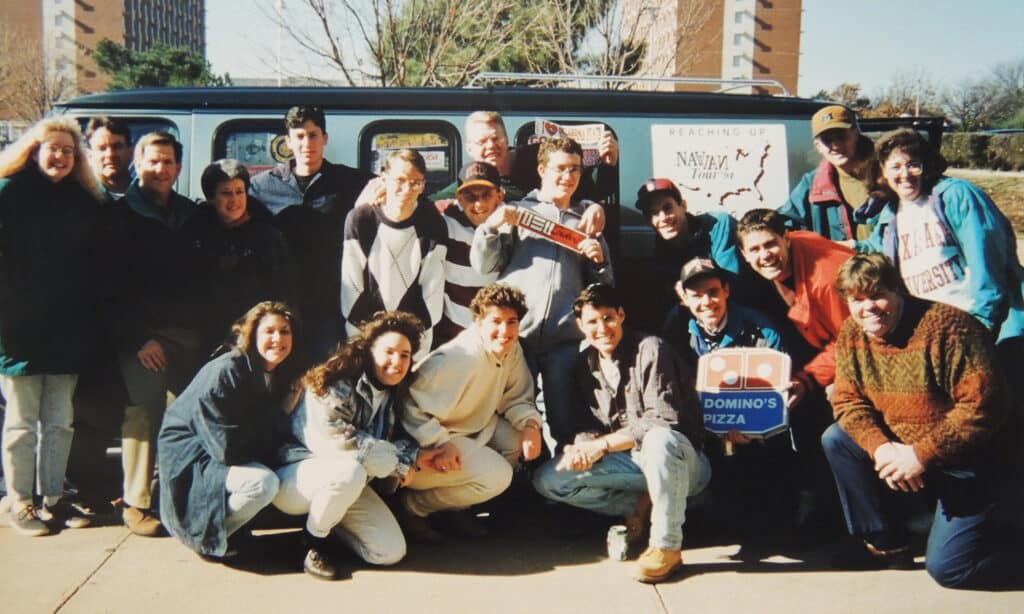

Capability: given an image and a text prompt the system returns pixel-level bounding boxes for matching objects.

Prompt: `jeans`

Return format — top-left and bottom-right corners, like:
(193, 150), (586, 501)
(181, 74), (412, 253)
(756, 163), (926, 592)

(534, 426), (711, 550)
(223, 463), (279, 537)
(0, 374), (78, 507)
(404, 418), (519, 517)
(524, 343), (582, 450)
(273, 456), (405, 565)
(822, 423), (1012, 589)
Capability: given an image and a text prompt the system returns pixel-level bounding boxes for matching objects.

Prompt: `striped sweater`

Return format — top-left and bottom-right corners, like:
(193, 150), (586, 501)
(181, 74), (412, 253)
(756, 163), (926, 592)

(434, 204), (498, 345)
(831, 297), (1009, 467)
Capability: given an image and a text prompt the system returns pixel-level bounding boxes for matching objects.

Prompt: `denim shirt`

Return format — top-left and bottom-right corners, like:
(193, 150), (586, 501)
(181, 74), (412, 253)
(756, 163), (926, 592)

(288, 374), (419, 477)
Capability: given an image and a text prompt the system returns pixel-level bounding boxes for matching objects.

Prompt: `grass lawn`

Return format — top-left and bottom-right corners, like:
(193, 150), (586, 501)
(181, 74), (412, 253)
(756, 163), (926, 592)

(946, 168), (1024, 232)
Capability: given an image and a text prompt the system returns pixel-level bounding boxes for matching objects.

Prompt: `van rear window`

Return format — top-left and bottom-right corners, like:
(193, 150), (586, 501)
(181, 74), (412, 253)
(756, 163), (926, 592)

(213, 120), (287, 175)
(360, 121), (458, 198)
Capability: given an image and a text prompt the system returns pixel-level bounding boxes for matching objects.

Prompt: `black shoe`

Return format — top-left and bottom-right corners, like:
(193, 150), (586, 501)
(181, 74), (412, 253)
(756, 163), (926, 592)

(435, 510), (488, 538)
(42, 499), (93, 529)
(830, 541), (915, 571)
(303, 547), (338, 580)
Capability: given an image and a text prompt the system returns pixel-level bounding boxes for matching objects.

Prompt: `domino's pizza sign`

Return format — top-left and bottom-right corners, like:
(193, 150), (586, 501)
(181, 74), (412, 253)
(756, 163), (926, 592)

(696, 348), (790, 438)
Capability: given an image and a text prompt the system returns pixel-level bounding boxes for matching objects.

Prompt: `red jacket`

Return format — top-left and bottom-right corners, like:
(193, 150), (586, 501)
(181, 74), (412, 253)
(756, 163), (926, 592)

(782, 231), (853, 387)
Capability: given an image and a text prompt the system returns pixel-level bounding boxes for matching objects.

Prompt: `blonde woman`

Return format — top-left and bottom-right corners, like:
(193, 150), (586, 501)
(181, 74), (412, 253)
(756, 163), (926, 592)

(0, 117), (105, 535)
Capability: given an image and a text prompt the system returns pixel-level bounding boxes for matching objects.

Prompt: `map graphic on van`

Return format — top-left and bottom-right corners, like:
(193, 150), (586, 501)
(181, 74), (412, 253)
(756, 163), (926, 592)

(651, 124), (789, 218)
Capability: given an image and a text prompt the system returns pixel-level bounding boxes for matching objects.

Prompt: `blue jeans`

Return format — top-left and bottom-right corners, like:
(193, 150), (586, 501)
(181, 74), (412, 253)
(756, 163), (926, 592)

(822, 423), (1012, 589)
(0, 374), (78, 507)
(533, 426), (711, 550)
(523, 343), (581, 449)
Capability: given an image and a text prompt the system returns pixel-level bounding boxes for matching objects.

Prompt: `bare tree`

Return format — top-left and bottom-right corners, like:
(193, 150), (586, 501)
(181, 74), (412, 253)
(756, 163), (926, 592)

(820, 83), (871, 113)
(941, 78), (1013, 132)
(257, 0), (714, 88)
(866, 69), (940, 118)
(259, 0), (532, 87)
(0, 31), (76, 121)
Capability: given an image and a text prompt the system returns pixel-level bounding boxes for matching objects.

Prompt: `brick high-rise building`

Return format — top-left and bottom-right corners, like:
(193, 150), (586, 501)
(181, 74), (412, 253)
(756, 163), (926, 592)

(626, 0), (802, 95)
(2, 0), (205, 102)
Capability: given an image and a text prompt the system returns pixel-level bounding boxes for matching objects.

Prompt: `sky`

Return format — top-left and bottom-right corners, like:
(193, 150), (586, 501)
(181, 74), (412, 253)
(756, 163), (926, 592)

(207, 0), (1024, 98)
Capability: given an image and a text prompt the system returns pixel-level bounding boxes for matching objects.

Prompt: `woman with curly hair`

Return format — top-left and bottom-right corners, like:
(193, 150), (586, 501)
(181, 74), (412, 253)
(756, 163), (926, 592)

(0, 117), (105, 535)
(158, 302), (305, 560)
(273, 310), (440, 581)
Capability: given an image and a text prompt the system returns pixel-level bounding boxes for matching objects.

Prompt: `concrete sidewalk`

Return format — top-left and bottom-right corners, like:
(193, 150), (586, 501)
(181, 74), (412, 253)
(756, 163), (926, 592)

(3, 511), (1022, 614)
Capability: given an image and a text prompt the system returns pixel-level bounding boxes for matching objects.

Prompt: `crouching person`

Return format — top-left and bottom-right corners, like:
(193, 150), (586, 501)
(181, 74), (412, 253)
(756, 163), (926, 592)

(533, 284), (710, 583)
(399, 284), (543, 541)
(825, 253), (1017, 589)
(159, 302), (304, 560)
(273, 311), (436, 581)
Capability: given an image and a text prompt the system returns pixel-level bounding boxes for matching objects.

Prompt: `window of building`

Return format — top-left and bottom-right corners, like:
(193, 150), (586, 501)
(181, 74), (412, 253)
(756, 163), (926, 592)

(359, 120), (460, 197)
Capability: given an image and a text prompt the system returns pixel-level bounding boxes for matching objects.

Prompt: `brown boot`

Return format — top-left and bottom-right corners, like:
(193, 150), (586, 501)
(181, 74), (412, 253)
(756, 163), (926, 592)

(635, 547), (683, 583)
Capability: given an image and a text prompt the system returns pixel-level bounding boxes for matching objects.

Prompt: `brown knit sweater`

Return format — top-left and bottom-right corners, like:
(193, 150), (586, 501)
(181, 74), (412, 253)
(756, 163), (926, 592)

(832, 297), (1009, 467)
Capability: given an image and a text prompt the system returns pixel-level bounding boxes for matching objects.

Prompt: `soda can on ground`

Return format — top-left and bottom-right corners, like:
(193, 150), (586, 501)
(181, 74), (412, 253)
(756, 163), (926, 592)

(607, 524), (628, 561)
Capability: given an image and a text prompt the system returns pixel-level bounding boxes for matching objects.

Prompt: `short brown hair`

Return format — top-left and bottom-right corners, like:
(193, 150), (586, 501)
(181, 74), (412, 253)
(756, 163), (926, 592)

(470, 284), (527, 320)
(737, 208), (788, 241)
(134, 131), (182, 165)
(836, 253), (904, 299)
(537, 137), (583, 168)
(383, 148), (427, 176)
(872, 128), (947, 198)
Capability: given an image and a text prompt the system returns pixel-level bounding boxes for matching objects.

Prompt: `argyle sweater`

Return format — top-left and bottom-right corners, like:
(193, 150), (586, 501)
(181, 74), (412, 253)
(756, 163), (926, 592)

(832, 297), (1009, 468)
(340, 201), (447, 356)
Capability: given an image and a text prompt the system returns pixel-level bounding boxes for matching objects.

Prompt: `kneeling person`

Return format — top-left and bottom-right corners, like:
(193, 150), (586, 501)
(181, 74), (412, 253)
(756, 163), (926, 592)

(825, 253), (1016, 589)
(401, 284), (543, 538)
(533, 284), (710, 583)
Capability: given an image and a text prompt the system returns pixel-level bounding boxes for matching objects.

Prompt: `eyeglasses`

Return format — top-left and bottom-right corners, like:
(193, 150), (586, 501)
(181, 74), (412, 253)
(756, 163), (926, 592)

(41, 143), (75, 157)
(470, 135), (507, 148)
(387, 176), (425, 190)
(884, 161), (924, 177)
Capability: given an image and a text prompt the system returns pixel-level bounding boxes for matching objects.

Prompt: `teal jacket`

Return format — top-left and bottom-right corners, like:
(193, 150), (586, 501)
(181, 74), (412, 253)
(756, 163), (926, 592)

(858, 176), (1024, 342)
(778, 161), (870, 241)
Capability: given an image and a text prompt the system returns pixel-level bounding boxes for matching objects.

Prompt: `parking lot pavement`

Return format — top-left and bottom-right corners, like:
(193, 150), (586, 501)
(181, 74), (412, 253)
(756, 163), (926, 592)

(2, 509), (1022, 614)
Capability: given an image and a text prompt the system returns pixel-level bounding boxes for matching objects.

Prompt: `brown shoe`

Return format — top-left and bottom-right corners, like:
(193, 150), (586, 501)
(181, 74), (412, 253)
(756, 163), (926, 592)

(635, 547), (683, 583)
(121, 505), (163, 537)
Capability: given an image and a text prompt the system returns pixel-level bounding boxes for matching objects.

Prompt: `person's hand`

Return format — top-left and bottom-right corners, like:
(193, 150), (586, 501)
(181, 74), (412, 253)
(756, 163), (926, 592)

(137, 339), (167, 372)
(414, 446), (446, 475)
(485, 204), (519, 231)
(579, 204), (606, 236)
(434, 198), (456, 213)
(599, 130), (619, 166)
(673, 280), (687, 304)
(429, 441), (462, 473)
(519, 422), (543, 461)
(786, 377), (807, 409)
(355, 176), (386, 207)
(578, 238), (605, 264)
(874, 442), (925, 492)
(399, 465), (417, 487)
(725, 429), (752, 445)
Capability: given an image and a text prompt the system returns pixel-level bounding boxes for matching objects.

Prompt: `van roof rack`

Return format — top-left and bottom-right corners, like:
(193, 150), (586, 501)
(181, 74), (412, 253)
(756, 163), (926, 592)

(466, 72), (791, 97)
